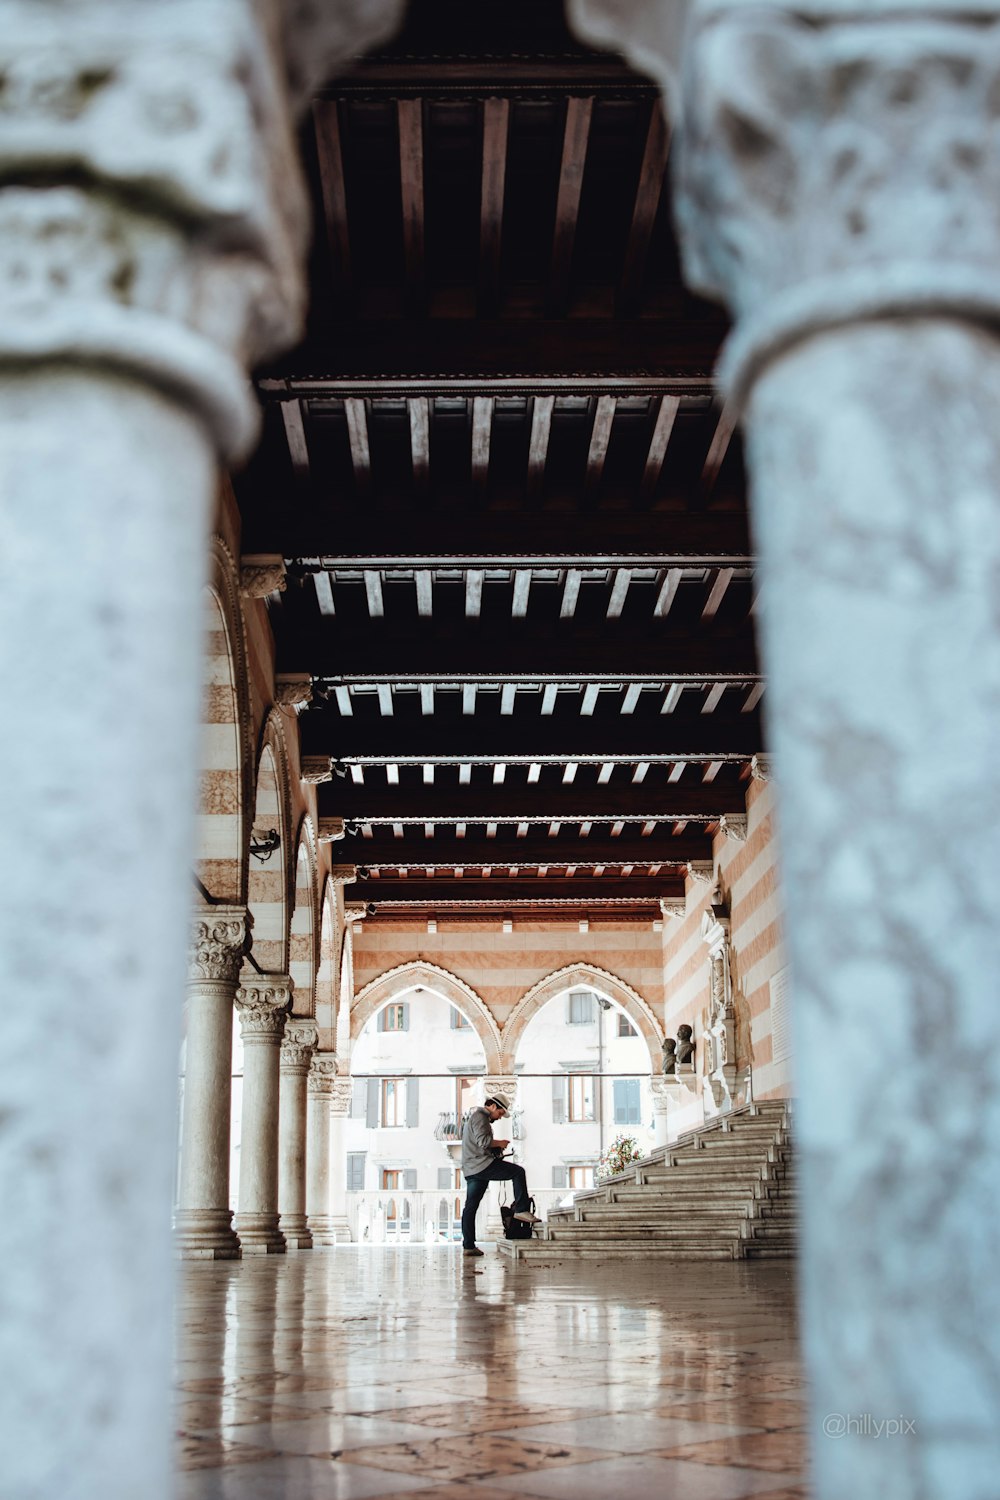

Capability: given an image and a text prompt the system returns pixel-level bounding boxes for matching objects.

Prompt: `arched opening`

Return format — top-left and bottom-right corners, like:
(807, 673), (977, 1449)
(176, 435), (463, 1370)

(289, 829), (317, 1017)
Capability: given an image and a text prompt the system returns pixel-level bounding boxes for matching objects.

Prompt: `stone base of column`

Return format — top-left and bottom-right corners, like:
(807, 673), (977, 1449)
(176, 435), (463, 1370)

(173, 1209), (242, 1261)
(279, 1214), (313, 1250)
(309, 1215), (352, 1246)
(233, 1213), (287, 1255)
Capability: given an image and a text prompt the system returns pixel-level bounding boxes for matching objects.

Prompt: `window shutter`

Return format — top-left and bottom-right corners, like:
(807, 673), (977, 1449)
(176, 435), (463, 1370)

(552, 1165), (567, 1189)
(400, 1002), (409, 1032)
(552, 1074), (567, 1123)
(613, 1079), (626, 1124)
(377, 1008), (386, 1033)
(450, 1006), (459, 1029)
(627, 1079), (640, 1124)
(404, 1168), (417, 1191)
(406, 1076), (419, 1128)
(366, 1078), (379, 1129)
(351, 1079), (366, 1118)
(437, 1167), (452, 1189)
(347, 1153), (366, 1191)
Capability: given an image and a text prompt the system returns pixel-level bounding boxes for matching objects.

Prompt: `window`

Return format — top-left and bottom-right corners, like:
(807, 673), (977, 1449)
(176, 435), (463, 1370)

(450, 1006), (471, 1029)
(552, 1165), (567, 1189)
(613, 1079), (641, 1124)
(378, 1002), (408, 1032)
(569, 1166), (595, 1190)
(617, 1013), (637, 1038)
(568, 1073), (596, 1122)
(438, 1166), (462, 1190)
(381, 1078), (405, 1127)
(567, 991), (595, 1025)
(456, 1075), (477, 1122)
(382, 1169), (401, 1190)
(346, 1152), (366, 1191)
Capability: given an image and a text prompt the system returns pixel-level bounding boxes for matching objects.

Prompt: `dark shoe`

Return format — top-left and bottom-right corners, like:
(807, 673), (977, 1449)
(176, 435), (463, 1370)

(463, 1246), (484, 1257)
(513, 1211), (542, 1225)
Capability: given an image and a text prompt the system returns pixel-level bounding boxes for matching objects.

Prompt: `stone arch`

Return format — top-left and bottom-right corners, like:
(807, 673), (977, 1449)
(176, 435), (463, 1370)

(247, 713), (293, 974)
(501, 964), (664, 1075)
(315, 876), (338, 1044)
(195, 538), (253, 904)
(289, 816), (318, 1016)
(352, 962), (502, 1074)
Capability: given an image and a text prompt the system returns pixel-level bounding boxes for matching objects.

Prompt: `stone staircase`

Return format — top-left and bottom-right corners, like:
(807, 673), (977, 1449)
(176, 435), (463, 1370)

(498, 1099), (795, 1263)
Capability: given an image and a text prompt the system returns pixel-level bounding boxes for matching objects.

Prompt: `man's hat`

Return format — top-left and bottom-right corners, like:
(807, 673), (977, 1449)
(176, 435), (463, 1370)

(484, 1093), (510, 1115)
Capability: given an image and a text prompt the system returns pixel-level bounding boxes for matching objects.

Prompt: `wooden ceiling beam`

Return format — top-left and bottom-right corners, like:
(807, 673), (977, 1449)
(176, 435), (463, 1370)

(320, 782), (746, 822)
(640, 394), (680, 504)
(527, 394), (555, 499)
(280, 400), (310, 480)
(479, 97), (510, 313)
(343, 397), (371, 493)
(408, 396), (430, 492)
(618, 100), (671, 316)
(397, 98), (425, 312)
(301, 715), (762, 762)
(585, 395), (617, 499)
(345, 831), (712, 867)
(471, 395), (493, 495)
(701, 400), (739, 502)
(356, 876), (687, 904)
(311, 100), (352, 305)
(548, 96), (594, 315)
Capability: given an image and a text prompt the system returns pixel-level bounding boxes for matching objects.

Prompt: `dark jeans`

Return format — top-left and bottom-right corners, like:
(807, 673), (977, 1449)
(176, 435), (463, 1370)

(462, 1159), (530, 1248)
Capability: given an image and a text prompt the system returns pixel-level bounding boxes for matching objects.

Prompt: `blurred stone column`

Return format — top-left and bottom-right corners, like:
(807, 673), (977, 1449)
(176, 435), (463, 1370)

(569, 2), (1000, 1495)
(278, 1020), (317, 1249)
(0, 2), (404, 1496)
(234, 975), (291, 1255)
(175, 908), (248, 1259)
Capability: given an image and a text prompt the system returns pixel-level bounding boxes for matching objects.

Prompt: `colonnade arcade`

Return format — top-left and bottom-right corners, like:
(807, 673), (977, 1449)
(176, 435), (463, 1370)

(2, 3), (998, 1500)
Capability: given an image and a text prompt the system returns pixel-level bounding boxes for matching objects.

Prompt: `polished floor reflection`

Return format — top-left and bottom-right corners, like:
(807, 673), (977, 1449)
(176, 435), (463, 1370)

(175, 1247), (808, 1499)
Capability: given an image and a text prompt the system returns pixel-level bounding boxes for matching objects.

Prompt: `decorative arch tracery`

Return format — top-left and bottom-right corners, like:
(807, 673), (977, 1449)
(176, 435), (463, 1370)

(352, 961), (502, 1074)
(501, 964), (663, 1075)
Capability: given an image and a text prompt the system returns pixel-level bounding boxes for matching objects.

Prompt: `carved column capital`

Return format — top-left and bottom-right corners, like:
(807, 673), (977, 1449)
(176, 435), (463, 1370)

(240, 554), (287, 599)
(280, 1020), (318, 1072)
(0, 0), (406, 458)
(676, 7), (1000, 403)
(686, 860), (714, 885)
(319, 819), (347, 844)
(235, 973), (292, 1040)
(274, 672), (312, 708)
(750, 754), (773, 783)
(650, 1076), (677, 1114)
(659, 898), (687, 921)
(719, 814), (747, 844)
(300, 756), (333, 784)
(307, 1054), (340, 1096)
(329, 1078), (354, 1116)
(483, 1076), (518, 1105)
(188, 906), (249, 984)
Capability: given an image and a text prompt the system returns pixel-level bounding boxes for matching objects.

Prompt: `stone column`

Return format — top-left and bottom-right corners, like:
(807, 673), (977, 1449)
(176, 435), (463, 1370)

(306, 1055), (337, 1244)
(668, 9), (1000, 1498)
(0, 3), (403, 1496)
(234, 975), (291, 1255)
(278, 1020), (317, 1249)
(650, 1077), (674, 1150)
(175, 908), (247, 1259)
(327, 1078), (355, 1243)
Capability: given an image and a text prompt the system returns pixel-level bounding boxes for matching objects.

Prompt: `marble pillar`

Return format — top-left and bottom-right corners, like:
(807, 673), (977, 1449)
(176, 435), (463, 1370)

(650, 1078), (673, 1150)
(0, 2), (405, 1495)
(327, 1080), (355, 1243)
(278, 1020), (318, 1249)
(675, 7), (1000, 1497)
(234, 975), (291, 1255)
(306, 1055), (337, 1244)
(175, 908), (248, 1259)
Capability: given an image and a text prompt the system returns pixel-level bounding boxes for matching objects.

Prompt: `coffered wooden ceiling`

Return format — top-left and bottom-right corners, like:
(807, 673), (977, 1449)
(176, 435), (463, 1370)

(235, 0), (762, 922)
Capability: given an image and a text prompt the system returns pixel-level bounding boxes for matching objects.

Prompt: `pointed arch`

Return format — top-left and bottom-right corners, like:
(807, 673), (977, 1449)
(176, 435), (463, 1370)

(315, 876), (338, 1045)
(195, 538), (252, 903)
(502, 964), (663, 1074)
(289, 815), (318, 1016)
(352, 962), (502, 1074)
(247, 711), (293, 974)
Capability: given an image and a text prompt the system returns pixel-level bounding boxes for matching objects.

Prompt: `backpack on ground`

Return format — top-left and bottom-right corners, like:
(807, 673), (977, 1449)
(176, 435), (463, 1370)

(500, 1197), (537, 1240)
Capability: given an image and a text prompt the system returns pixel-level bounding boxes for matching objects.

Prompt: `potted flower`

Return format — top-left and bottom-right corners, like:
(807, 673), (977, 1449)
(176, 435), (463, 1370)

(595, 1132), (643, 1182)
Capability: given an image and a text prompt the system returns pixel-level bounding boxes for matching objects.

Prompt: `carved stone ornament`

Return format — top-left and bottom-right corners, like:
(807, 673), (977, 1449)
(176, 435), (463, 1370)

(300, 755), (333, 784)
(659, 898), (687, 921)
(0, 1), (406, 459)
(280, 1019), (318, 1070)
(274, 673), (312, 708)
(329, 1078), (354, 1115)
(650, 1076), (677, 1111)
(676, 6), (1000, 404)
(687, 860), (714, 885)
(344, 902), (368, 923)
(719, 814), (748, 844)
(329, 864), (358, 885)
(240, 554), (287, 599)
(483, 1077), (518, 1108)
(188, 906), (249, 983)
(750, 754), (773, 783)
(318, 819), (346, 843)
(307, 1054), (340, 1096)
(235, 975), (292, 1038)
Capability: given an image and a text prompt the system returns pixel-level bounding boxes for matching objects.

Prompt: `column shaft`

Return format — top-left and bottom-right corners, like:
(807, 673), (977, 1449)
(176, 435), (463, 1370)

(234, 977), (290, 1255)
(278, 1021), (317, 1249)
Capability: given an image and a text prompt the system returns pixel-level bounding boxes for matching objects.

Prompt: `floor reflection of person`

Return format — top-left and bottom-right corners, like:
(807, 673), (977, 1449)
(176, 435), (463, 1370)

(460, 1093), (540, 1257)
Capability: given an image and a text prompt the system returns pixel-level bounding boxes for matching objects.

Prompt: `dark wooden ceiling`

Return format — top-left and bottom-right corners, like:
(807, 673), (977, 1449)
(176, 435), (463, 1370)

(235, 0), (761, 922)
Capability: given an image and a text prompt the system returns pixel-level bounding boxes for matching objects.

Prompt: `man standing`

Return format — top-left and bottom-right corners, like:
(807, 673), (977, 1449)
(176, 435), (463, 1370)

(460, 1093), (540, 1257)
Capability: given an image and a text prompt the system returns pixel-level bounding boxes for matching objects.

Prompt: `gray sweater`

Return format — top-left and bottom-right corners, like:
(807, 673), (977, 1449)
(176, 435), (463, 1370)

(461, 1106), (499, 1177)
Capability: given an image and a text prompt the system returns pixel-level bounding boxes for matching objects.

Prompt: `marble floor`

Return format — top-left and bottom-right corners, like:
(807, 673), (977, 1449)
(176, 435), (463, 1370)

(175, 1246), (809, 1499)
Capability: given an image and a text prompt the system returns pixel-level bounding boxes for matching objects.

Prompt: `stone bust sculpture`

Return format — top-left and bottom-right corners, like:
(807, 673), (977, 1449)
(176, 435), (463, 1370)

(661, 1037), (677, 1075)
(676, 1024), (695, 1066)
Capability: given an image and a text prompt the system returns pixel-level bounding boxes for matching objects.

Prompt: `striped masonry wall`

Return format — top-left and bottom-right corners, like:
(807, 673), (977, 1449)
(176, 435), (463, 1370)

(196, 588), (244, 903)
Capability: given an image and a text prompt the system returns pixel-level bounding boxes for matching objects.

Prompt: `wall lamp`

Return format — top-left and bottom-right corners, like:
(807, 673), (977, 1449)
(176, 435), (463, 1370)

(249, 829), (280, 862)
